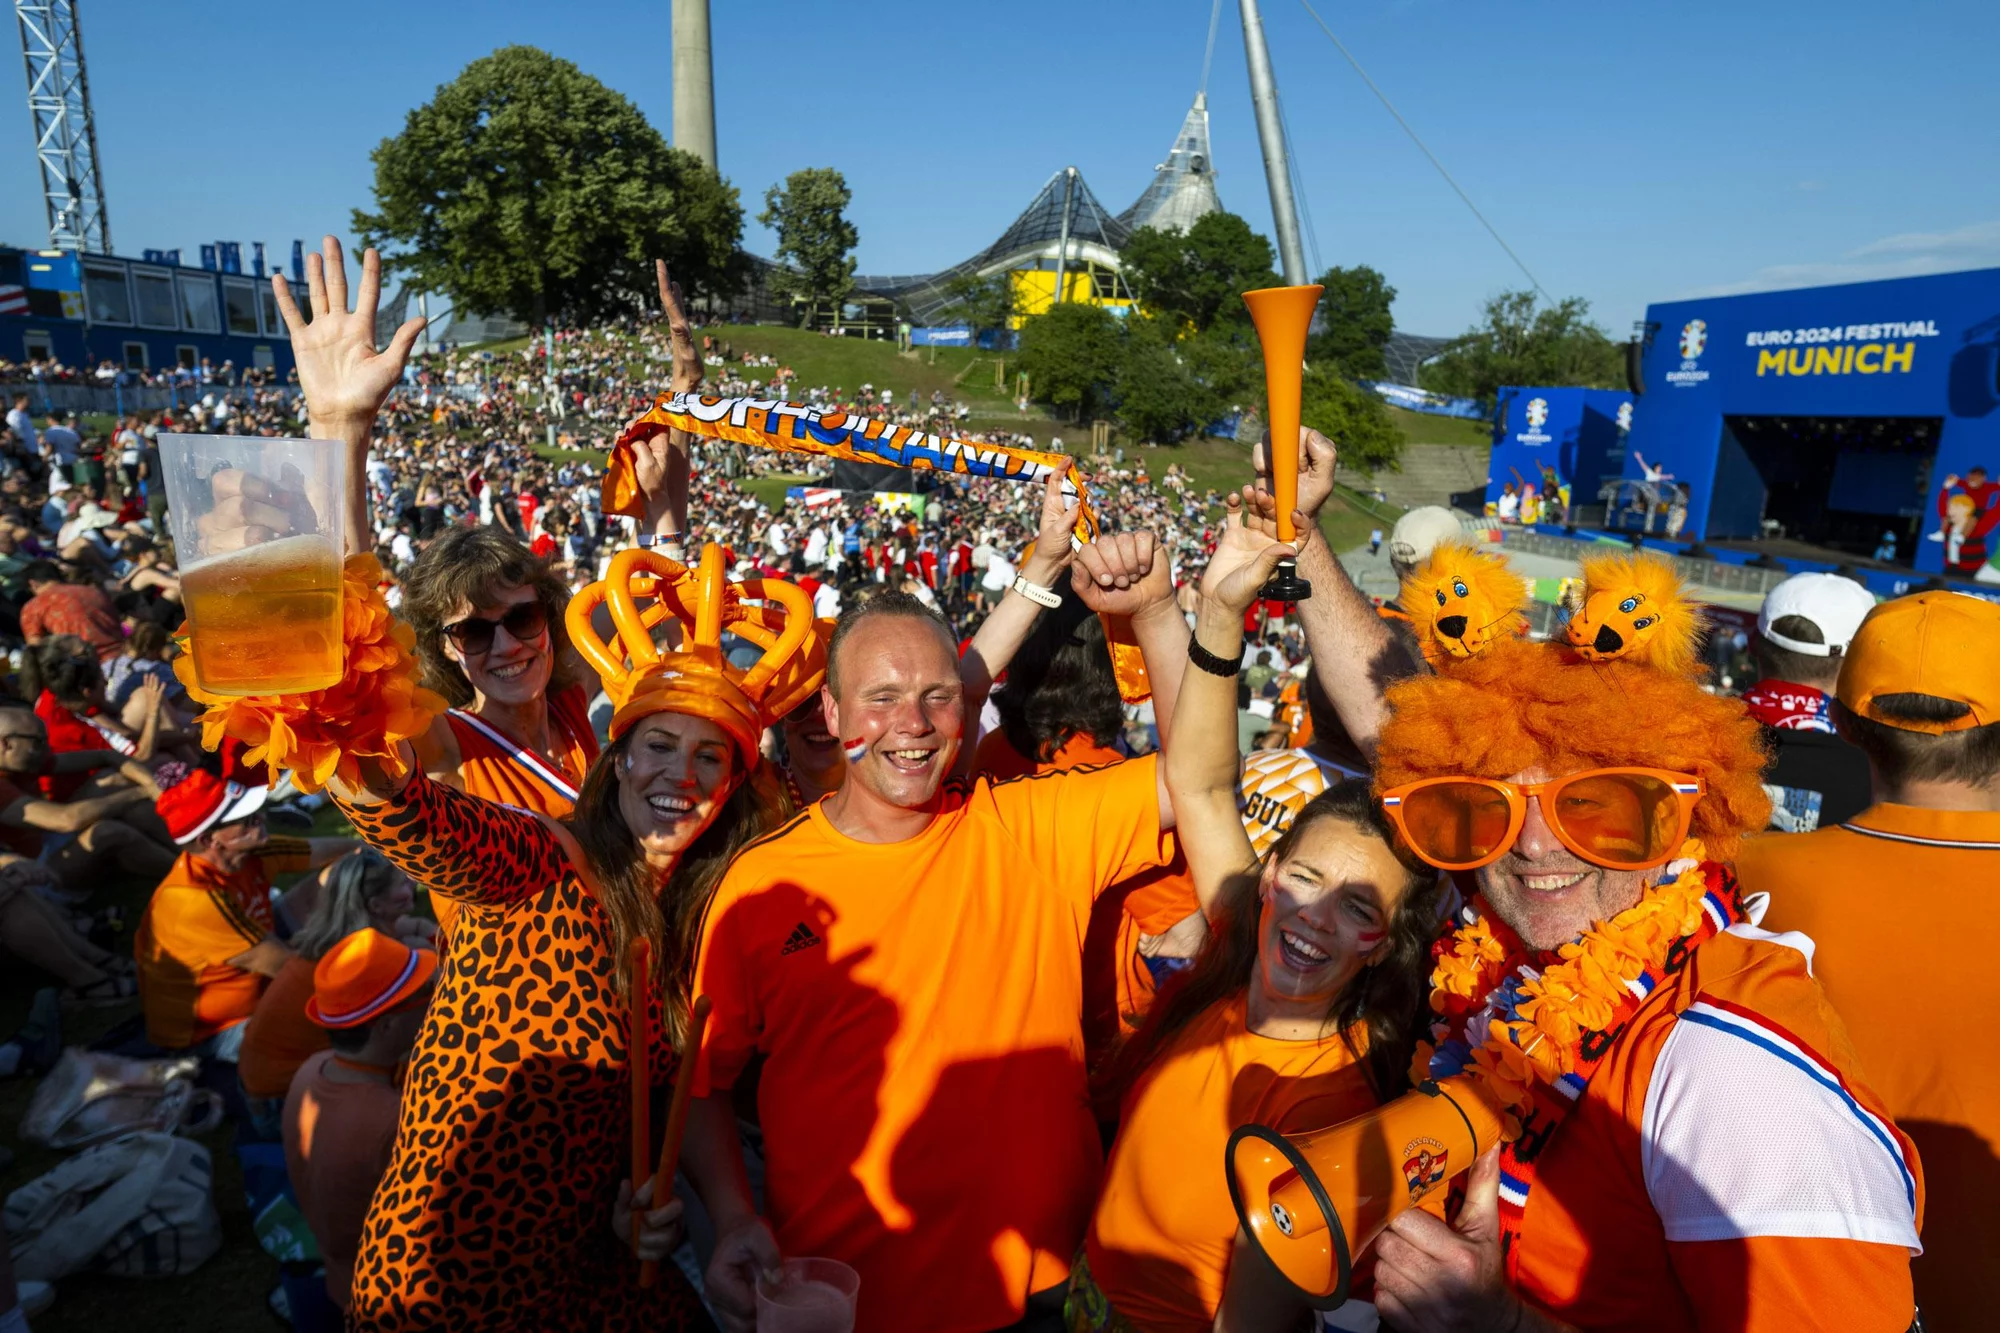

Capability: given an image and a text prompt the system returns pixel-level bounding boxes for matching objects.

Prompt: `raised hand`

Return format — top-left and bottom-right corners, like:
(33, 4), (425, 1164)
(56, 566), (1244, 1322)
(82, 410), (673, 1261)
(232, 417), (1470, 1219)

(273, 236), (426, 432)
(1072, 529), (1175, 620)
(1201, 492), (1296, 615)
(1022, 463), (1079, 580)
(659, 260), (704, 397)
(1250, 425), (1339, 528)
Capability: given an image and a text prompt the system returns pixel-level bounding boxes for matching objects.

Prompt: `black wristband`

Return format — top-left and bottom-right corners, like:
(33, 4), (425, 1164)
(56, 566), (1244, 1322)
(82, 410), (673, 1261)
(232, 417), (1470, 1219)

(1187, 633), (1243, 677)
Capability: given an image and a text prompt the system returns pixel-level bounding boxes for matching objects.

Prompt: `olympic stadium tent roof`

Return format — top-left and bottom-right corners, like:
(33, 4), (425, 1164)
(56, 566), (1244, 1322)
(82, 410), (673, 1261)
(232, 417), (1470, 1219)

(1118, 92), (1224, 234)
(854, 166), (1132, 325)
(1383, 331), (1454, 383)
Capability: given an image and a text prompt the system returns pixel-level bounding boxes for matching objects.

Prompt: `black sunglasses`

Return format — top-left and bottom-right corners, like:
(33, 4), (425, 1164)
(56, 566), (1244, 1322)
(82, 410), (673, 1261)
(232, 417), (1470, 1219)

(442, 602), (549, 655)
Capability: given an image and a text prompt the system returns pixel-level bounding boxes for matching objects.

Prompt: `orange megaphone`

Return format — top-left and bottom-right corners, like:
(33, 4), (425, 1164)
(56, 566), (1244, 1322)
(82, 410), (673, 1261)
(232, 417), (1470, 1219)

(1225, 1074), (1509, 1309)
(1242, 283), (1324, 602)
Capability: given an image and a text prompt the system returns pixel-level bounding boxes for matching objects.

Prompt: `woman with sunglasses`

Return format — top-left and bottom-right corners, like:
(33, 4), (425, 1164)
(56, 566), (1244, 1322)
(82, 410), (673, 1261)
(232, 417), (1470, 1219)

(1067, 498), (1445, 1333)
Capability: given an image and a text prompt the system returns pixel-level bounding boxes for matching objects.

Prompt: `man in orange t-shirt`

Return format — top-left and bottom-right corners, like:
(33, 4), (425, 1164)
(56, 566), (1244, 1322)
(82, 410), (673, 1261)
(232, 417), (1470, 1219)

(684, 531), (1188, 1333)
(1737, 590), (2000, 1332)
(135, 770), (356, 1056)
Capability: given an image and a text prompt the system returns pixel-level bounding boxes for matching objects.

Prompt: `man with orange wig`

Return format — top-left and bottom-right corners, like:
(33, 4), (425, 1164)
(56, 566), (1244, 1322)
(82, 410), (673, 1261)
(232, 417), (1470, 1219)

(1315, 534), (1924, 1330)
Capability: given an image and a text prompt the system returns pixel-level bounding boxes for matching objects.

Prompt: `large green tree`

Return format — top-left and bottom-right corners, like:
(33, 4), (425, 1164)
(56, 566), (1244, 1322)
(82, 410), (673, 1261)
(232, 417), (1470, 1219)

(354, 46), (744, 324)
(1017, 302), (1123, 420)
(760, 167), (859, 328)
(1119, 212), (1280, 333)
(1299, 367), (1402, 472)
(1422, 290), (1625, 405)
(1308, 264), (1396, 379)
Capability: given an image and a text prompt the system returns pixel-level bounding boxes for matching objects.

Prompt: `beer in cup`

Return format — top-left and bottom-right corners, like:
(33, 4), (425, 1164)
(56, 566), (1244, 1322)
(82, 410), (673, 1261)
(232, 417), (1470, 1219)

(160, 433), (346, 696)
(756, 1258), (859, 1333)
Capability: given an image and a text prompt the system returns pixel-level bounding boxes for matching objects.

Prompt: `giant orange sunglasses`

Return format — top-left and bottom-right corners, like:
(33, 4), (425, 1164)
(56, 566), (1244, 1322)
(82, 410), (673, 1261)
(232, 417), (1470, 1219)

(1379, 768), (1705, 872)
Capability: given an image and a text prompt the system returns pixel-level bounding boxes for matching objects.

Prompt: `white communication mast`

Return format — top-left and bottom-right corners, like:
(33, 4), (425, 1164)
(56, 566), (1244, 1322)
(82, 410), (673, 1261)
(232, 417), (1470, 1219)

(14, 0), (112, 253)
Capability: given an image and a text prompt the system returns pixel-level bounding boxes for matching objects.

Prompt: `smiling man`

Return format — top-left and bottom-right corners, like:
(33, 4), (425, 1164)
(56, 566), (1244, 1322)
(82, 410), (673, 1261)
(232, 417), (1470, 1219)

(1360, 548), (1924, 1333)
(683, 531), (1188, 1333)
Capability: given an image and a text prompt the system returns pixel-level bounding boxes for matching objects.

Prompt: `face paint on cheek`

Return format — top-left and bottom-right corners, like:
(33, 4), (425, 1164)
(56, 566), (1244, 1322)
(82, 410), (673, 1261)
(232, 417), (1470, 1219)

(843, 738), (869, 764)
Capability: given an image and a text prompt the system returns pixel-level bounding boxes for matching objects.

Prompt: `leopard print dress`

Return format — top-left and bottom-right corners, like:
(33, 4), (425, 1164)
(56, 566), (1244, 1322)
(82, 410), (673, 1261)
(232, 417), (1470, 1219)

(338, 772), (713, 1332)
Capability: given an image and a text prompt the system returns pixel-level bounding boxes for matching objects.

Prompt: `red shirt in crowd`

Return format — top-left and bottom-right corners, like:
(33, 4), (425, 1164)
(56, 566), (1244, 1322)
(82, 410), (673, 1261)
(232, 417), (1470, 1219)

(20, 582), (123, 658)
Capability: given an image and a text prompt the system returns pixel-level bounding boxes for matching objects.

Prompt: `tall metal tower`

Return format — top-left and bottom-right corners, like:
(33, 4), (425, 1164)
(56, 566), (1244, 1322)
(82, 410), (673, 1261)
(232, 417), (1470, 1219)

(14, 0), (111, 253)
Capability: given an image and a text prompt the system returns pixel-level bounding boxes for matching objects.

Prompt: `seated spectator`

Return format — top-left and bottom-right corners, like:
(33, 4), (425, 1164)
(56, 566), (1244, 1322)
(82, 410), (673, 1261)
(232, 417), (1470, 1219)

(21, 636), (163, 794)
(0, 701), (174, 888)
(0, 856), (136, 1004)
(133, 767), (357, 1059)
(239, 850), (430, 1136)
(115, 535), (181, 606)
(283, 929), (436, 1314)
(18, 562), (122, 658)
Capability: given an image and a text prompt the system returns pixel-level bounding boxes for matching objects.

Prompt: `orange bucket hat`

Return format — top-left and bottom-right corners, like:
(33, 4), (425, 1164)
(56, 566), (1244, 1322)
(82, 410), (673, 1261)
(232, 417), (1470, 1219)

(564, 543), (826, 760)
(307, 928), (438, 1029)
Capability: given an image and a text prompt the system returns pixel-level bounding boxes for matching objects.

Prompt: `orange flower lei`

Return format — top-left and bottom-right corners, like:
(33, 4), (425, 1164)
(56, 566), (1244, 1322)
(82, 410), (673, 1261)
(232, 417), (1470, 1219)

(173, 553), (446, 793)
(1411, 843), (1715, 1133)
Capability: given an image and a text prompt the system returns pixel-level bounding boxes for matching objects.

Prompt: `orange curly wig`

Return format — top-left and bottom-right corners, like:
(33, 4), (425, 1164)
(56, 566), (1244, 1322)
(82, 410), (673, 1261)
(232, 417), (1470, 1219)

(1375, 561), (1771, 861)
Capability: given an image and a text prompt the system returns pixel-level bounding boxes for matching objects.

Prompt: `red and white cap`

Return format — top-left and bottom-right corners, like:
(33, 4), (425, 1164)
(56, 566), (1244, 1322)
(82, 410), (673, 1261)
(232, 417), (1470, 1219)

(155, 767), (268, 844)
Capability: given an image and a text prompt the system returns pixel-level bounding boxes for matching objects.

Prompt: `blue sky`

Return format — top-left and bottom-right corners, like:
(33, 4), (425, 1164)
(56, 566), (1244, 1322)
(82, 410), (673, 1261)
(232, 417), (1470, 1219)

(4, 0), (1997, 337)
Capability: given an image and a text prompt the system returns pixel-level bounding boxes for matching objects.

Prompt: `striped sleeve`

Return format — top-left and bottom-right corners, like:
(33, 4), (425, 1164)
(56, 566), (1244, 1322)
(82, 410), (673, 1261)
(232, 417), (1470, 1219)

(1641, 998), (1920, 1251)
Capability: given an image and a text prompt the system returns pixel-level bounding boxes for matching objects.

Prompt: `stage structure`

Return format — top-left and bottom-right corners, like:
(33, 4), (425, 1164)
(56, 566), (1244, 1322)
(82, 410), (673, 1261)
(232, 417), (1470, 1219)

(14, 0), (110, 254)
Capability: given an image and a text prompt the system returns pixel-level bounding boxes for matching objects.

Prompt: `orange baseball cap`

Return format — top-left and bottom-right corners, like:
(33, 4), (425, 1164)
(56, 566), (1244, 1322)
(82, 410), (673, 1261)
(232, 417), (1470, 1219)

(1836, 591), (2000, 734)
(306, 928), (438, 1029)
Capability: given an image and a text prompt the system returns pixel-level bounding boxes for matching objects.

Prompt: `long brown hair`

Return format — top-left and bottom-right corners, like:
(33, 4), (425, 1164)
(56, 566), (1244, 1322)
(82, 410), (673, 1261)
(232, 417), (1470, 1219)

(401, 525), (587, 708)
(565, 726), (792, 1045)
(1097, 780), (1443, 1109)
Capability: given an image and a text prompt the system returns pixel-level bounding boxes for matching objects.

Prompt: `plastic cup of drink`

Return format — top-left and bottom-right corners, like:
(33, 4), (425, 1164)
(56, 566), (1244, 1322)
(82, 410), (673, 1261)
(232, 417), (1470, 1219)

(756, 1257), (859, 1333)
(158, 433), (346, 696)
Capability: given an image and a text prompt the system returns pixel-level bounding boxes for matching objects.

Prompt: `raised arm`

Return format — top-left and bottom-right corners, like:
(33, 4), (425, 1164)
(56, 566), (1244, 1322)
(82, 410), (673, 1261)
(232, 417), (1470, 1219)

(1252, 428), (1419, 758)
(334, 764), (568, 910)
(955, 468), (1078, 765)
(272, 237), (424, 556)
(1170, 498), (1295, 916)
(654, 260), (703, 543)
(1067, 528), (1190, 827)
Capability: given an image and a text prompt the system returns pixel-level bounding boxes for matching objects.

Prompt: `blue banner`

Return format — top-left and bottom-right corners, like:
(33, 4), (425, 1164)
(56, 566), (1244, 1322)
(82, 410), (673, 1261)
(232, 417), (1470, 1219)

(1362, 380), (1487, 421)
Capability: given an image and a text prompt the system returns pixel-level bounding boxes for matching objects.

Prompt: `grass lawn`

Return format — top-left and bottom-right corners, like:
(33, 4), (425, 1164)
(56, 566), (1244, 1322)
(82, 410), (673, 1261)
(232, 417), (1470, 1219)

(1384, 404), (1493, 449)
(0, 804), (359, 1332)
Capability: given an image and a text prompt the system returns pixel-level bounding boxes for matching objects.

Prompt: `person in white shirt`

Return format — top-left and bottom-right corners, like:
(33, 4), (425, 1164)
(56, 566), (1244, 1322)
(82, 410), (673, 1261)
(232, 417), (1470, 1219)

(5, 395), (36, 458)
(803, 523), (829, 568)
(766, 514), (792, 560)
(40, 412), (80, 475)
(812, 579), (841, 619)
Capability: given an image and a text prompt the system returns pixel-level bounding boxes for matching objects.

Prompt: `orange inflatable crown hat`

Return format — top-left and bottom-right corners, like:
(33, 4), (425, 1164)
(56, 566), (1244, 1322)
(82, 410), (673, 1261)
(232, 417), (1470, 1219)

(565, 543), (826, 760)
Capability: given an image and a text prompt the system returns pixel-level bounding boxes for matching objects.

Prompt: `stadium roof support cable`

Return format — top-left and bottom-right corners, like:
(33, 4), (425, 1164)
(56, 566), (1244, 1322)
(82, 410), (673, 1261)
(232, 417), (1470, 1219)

(1295, 0), (1550, 303)
(1200, 0), (1223, 97)
(1276, 90), (1323, 277)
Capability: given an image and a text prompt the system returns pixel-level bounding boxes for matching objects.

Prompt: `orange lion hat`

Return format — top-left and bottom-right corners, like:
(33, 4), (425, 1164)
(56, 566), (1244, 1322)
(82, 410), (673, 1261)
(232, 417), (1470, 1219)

(1374, 547), (1769, 859)
(565, 543), (826, 760)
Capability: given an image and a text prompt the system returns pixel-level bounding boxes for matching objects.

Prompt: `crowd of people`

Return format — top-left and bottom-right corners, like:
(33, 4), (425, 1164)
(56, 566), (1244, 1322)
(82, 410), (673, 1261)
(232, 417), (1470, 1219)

(0, 238), (1990, 1333)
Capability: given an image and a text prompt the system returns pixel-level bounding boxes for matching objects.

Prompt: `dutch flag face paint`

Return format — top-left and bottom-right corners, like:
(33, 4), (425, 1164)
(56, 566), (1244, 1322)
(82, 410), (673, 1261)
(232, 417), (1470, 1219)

(843, 738), (870, 764)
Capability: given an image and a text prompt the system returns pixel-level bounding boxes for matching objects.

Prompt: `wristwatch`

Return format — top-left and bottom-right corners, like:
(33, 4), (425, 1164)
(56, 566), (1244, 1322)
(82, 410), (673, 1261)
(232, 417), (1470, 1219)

(1010, 574), (1063, 608)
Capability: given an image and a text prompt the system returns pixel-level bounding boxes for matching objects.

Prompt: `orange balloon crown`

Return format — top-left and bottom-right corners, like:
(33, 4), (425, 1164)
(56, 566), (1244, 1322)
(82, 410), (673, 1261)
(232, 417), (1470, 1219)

(565, 543), (826, 757)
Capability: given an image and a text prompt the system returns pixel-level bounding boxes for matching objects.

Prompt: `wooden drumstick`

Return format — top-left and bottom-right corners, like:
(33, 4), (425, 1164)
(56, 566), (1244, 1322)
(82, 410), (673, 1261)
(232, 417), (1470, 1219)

(639, 994), (712, 1290)
(628, 938), (652, 1253)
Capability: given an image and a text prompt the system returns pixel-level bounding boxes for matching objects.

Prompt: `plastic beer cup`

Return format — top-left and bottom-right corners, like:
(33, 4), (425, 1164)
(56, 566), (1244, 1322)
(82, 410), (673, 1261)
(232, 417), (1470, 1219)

(756, 1257), (859, 1333)
(159, 433), (346, 696)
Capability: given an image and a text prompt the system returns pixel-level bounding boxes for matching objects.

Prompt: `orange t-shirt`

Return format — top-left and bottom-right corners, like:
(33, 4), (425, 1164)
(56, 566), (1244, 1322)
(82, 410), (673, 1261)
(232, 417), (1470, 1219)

(692, 757), (1172, 1333)
(970, 730), (1200, 1063)
(433, 684), (597, 939)
(238, 953), (328, 1100)
(1511, 925), (1923, 1331)
(283, 1050), (401, 1311)
(1086, 994), (1378, 1330)
(1737, 803), (2000, 1332)
(134, 838), (307, 1049)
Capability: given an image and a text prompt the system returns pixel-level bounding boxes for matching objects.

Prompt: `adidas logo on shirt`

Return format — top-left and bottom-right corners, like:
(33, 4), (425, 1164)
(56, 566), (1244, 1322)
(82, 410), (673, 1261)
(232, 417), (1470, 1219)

(780, 922), (824, 956)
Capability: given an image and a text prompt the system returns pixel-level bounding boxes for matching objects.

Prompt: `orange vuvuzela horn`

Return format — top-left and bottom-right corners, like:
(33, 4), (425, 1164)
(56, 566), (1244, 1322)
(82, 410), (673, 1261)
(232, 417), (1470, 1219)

(1225, 1074), (1509, 1309)
(1243, 283), (1324, 602)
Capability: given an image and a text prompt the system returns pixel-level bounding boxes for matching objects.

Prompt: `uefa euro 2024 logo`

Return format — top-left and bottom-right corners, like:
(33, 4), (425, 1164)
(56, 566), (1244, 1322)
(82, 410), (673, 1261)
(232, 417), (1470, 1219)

(1525, 397), (1549, 428)
(1617, 401), (1634, 431)
(1679, 319), (1708, 361)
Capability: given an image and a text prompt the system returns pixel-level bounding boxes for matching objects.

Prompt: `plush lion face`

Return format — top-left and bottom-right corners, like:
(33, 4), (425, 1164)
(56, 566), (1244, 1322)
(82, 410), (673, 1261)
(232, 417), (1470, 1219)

(1401, 542), (1527, 661)
(1563, 552), (1701, 677)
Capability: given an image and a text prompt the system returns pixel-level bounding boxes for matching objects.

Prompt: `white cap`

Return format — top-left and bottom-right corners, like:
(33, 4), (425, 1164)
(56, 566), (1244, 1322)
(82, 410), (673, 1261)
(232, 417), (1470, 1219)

(1758, 573), (1877, 656)
(1388, 506), (1464, 567)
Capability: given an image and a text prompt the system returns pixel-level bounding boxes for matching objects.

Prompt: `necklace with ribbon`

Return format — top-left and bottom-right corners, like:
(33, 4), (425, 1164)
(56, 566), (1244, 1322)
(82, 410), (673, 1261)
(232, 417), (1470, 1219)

(1411, 841), (1748, 1278)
